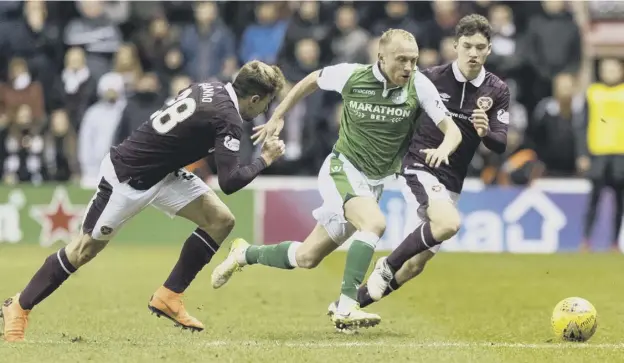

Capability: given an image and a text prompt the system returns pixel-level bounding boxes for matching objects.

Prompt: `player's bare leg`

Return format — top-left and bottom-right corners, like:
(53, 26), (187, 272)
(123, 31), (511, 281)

(330, 196), (384, 331)
(1, 233), (108, 342)
(149, 191), (235, 332)
(211, 223), (338, 288)
(366, 199), (460, 301)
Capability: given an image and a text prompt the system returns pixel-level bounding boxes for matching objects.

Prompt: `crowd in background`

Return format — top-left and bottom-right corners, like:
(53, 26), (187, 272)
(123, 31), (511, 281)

(0, 0), (621, 188)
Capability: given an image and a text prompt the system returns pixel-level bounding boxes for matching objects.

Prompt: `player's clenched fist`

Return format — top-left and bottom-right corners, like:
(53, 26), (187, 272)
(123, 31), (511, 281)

(260, 136), (286, 165)
(471, 109), (489, 137)
(419, 148), (450, 168)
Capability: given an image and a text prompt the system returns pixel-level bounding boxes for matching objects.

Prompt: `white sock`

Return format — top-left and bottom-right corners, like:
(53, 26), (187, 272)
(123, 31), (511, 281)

(338, 294), (358, 312)
(352, 230), (380, 248)
(287, 241), (301, 268)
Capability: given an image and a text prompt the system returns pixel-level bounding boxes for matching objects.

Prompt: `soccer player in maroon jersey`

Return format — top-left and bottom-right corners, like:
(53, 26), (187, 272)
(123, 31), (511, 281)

(340, 14), (511, 312)
(1, 61), (287, 342)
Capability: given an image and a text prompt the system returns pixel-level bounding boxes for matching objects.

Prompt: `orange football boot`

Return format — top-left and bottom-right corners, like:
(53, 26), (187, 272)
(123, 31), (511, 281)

(1, 294), (30, 342)
(148, 286), (204, 332)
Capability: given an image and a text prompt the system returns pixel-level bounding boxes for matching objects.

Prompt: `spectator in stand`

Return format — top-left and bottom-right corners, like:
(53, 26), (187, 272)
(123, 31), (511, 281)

(330, 5), (370, 64)
(239, 2), (288, 64)
(371, 1), (424, 40)
(528, 73), (582, 176)
(78, 72), (126, 188)
(3, 104), (46, 185)
(44, 109), (78, 182)
(280, 38), (323, 161)
(180, 1), (237, 83)
(278, 1), (332, 68)
(64, 0), (123, 82)
(422, 0), (461, 51)
(129, 1), (165, 26)
(112, 43), (143, 95)
(0, 58), (45, 130)
(0, 111), (8, 180)
(486, 4), (522, 80)
(113, 72), (164, 145)
(57, 47), (97, 131)
(159, 46), (186, 89)
(476, 80), (536, 184)
(577, 58), (624, 252)
(134, 13), (180, 73)
(419, 49), (441, 69)
(522, 0), (581, 111)
(439, 36), (456, 64)
(102, 0), (130, 25)
(366, 36), (380, 64)
(166, 75), (192, 104)
(3, 0), (63, 109)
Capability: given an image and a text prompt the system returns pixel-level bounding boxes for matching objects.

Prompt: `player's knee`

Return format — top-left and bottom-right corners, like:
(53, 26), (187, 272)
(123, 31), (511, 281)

(360, 216), (386, 237)
(199, 207), (235, 237)
(295, 249), (323, 269)
(428, 204), (461, 241)
(216, 208), (236, 235)
(430, 215), (460, 241)
(66, 235), (109, 268)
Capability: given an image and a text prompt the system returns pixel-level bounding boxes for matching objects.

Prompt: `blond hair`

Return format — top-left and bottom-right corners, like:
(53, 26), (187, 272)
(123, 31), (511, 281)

(232, 60), (285, 98)
(379, 28), (417, 48)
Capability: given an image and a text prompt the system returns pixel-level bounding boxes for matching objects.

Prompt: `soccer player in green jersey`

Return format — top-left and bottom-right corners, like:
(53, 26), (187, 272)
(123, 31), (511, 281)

(211, 29), (462, 331)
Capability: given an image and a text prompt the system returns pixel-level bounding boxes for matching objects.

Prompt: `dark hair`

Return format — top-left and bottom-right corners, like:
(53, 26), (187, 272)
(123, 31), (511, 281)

(455, 14), (492, 42)
(232, 60), (285, 99)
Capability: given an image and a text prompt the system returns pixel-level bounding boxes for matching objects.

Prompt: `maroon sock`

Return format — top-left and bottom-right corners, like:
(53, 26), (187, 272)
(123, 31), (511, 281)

(386, 223), (438, 272)
(19, 248), (77, 310)
(357, 278), (401, 308)
(164, 228), (220, 293)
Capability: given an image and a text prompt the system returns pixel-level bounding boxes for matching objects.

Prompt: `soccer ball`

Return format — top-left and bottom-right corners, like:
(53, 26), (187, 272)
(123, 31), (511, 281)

(551, 297), (598, 342)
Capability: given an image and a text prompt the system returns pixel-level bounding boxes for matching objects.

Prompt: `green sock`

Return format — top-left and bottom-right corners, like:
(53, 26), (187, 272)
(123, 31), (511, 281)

(245, 242), (295, 269)
(341, 234), (378, 301)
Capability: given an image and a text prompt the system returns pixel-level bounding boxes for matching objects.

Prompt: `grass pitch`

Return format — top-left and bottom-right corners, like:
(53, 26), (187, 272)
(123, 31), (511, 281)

(1, 244), (623, 362)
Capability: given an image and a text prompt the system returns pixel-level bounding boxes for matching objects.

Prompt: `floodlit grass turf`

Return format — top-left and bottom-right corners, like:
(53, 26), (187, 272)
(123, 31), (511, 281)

(1, 244), (623, 362)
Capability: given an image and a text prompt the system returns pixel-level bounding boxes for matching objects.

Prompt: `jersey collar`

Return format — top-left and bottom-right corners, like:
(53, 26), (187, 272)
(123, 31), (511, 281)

(452, 61), (486, 87)
(224, 82), (242, 118)
(372, 62), (402, 97)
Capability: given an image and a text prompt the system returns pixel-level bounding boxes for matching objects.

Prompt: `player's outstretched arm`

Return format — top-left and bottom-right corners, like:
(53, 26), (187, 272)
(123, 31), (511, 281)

(436, 116), (462, 154)
(251, 71), (321, 145)
(414, 72), (462, 165)
(252, 63), (360, 145)
(214, 135), (285, 195)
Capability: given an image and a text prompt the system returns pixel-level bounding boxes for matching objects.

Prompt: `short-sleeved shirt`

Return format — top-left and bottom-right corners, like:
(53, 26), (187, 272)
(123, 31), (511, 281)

(317, 62), (449, 180)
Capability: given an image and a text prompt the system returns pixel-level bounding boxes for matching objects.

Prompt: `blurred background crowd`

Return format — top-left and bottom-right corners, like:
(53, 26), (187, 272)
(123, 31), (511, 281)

(0, 0), (623, 189)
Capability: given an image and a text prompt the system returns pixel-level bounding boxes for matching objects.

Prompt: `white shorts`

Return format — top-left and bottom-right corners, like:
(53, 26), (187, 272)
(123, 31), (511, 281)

(312, 152), (391, 245)
(400, 169), (460, 254)
(81, 153), (210, 240)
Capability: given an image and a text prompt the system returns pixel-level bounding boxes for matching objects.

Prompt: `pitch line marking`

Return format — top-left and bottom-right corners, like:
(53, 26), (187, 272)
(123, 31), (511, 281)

(17, 340), (624, 349)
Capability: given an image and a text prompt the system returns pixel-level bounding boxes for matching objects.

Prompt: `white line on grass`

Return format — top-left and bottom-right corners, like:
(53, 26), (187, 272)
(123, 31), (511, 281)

(20, 340), (624, 349)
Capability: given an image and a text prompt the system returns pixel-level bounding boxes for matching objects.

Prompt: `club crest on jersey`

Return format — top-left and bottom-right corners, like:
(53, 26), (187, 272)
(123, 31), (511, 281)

(391, 89), (408, 104)
(477, 96), (493, 111)
(224, 136), (240, 152)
